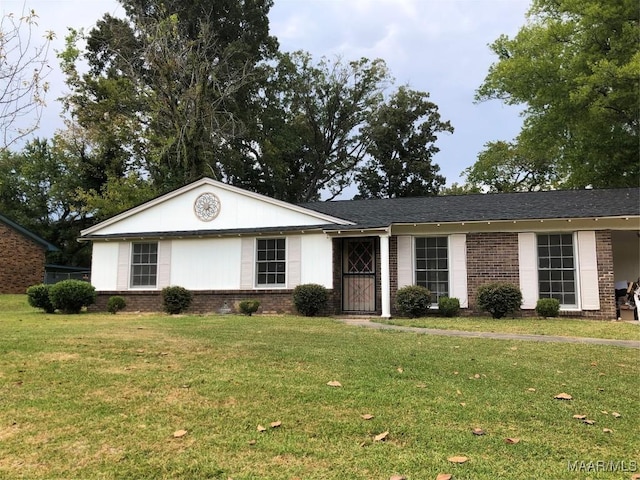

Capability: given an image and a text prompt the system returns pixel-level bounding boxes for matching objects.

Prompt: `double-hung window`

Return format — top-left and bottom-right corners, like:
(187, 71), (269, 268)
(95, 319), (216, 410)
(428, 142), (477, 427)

(537, 233), (576, 306)
(256, 238), (286, 287)
(415, 237), (449, 302)
(131, 242), (158, 287)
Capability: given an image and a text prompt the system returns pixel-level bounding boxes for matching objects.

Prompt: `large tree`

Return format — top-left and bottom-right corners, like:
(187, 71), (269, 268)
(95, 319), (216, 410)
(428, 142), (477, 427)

(60, 0), (278, 195)
(0, 8), (54, 150)
(227, 52), (391, 202)
(356, 86), (452, 199)
(474, 0), (639, 189)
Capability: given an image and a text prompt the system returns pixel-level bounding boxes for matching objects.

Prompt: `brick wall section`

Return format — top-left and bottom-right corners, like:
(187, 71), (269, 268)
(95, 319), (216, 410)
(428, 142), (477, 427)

(0, 223), (46, 294)
(389, 236), (399, 316)
(331, 238), (343, 314)
(591, 230), (615, 320)
(91, 288), (335, 316)
(466, 232), (520, 313)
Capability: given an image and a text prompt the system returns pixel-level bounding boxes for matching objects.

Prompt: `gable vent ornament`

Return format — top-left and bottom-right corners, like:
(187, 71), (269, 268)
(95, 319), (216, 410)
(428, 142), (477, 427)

(194, 192), (221, 221)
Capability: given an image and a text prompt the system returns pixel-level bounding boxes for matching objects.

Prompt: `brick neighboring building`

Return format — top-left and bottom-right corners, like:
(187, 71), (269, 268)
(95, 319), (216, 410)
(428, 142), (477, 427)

(0, 214), (58, 294)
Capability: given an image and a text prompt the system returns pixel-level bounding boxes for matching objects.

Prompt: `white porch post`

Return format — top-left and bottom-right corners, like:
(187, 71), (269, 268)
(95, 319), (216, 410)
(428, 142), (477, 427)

(379, 233), (391, 318)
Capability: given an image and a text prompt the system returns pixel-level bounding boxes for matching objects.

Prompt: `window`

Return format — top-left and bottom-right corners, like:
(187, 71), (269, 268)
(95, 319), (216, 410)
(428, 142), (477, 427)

(131, 242), (158, 287)
(256, 238), (286, 286)
(415, 237), (448, 302)
(537, 233), (576, 306)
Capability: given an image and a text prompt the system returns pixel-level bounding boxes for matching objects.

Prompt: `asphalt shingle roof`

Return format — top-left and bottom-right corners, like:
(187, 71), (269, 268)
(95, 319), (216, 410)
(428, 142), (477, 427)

(301, 188), (640, 228)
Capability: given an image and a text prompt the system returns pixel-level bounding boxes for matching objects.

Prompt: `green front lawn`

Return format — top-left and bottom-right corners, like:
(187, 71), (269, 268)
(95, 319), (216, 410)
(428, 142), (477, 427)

(383, 316), (640, 341)
(1, 295), (638, 479)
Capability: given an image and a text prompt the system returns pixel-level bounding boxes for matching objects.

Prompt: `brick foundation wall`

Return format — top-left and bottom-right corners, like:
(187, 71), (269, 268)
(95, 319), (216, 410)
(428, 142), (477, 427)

(466, 232), (520, 314)
(91, 288), (335, 316)
(0, 223), (46, 294)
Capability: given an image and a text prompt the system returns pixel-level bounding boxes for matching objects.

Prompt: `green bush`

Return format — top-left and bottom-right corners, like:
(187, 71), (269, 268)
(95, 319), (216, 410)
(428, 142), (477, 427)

(26, 284), (55, 313)
(293, 284), (329, 317)
(476, 282), (522, 319)
(48, 280), (96, 314)
(162, 286), (193, 314)
(238, 300), (260, 316)
(395, 285), (432, 318)
(107, 296), (127, 314)
(438, 296), (460, 317)
(536, 298), (560, 318)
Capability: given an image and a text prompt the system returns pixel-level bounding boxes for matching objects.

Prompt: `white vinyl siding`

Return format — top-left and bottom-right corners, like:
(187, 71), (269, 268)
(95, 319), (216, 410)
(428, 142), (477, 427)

(287, 236), (302, 288)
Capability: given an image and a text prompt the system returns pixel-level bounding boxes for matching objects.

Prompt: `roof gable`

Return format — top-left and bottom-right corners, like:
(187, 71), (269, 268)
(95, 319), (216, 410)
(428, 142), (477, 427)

(0, 214), (58, 251)
(81, 178), (353, 238)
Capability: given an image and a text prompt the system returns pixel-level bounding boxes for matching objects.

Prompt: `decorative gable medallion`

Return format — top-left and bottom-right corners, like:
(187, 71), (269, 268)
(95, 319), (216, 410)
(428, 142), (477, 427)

(194, 192), (221, 222)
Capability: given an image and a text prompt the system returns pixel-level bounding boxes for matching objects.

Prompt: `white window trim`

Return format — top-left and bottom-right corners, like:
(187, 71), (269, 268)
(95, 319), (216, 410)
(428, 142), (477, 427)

(254, 237), (288, 289)
(129, 241), (159, 290)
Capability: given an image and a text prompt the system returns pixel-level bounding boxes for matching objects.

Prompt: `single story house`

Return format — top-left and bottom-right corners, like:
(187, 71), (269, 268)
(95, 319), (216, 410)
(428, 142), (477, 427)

(0, 213), (58, 294)
(79, 178), (640, 319)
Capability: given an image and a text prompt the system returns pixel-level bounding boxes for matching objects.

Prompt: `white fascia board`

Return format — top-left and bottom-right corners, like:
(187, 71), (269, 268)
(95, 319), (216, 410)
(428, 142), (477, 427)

(81, 177), (354, 237)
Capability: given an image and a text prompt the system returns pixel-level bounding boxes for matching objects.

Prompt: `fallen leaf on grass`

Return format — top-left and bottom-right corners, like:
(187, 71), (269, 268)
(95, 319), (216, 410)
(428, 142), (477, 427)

(590, 361), (597, 366)
(397, 367), (404, 373)
(472, 428), (485, 436)
(572, 414), (587, 420)
(389, 475), (406, 480)
(248, 439), (256, 445)
(459, 402), (466, 407)
(612, 412), (621, 418)
(474, 373), (481, 379)
(456, 389), (462, 395)
(601, 410), (608, 414)
(361, 414), (374, 420)
(583, 419), (595, 425)
(505, 438), (520, 444)
(416, 383), (427, 388)
(374, 431), (389, 442)
(173, 430), (187, 438)
(448, 456), (469, 464)
(257, 425), (267, 432)
(436, 475), (453, 480)
(270, 421), (281, 428)
(554, 393), (572, 400)
(603, 428), (613, 433)
(631, 474), (640, 480)
(327, 381), (342, 387)
(527, 388), (536, 392)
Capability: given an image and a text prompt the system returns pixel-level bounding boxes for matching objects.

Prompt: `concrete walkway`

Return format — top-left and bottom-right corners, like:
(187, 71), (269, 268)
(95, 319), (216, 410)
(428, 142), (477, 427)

(336, 317), (640, 349)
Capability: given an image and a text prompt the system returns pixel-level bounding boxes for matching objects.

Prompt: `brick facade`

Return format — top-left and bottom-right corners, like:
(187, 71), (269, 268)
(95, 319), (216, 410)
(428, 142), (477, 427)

(92, 288), (334, 316)
(592, 230), (615, 320)
(0, 222), (47, 294)
(465, 232), (520, 313)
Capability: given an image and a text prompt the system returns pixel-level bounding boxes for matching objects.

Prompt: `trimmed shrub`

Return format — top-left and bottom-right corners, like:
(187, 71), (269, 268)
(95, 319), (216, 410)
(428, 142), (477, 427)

(26, 284), (55, 313)
(107, 296), (127, 314)
(48, 280), (96, 314)
(293, 284), (329, 317)
(536, 298), (560, 318)
(239, 300), (260, 316)
(396, 285), (432, 318)
(438, 296), (460, 318)
(162, 286), (193, 314)
(476, 282), (522, 319)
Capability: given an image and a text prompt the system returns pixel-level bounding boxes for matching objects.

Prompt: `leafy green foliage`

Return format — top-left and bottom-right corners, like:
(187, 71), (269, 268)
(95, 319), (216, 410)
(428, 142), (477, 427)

(536, 298), (560, 318)
(292, 283), (329, 317)
(107, 296), (126, 314)
(356, 86), (452, 199)
(48, 280), (96, 314)
(26, 284), (55, 313)
(162, 286), (193, 314)
(438, 296), (460, 318)
(475, 0), (639, 189)
(476, 282), (522, 319)
(395, 285), (432, 318)
(238, 300), (260, 316)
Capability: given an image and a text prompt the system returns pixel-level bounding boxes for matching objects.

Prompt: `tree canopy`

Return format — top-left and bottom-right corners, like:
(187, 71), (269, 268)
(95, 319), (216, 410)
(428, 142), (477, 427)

(472, 0), (639, 190)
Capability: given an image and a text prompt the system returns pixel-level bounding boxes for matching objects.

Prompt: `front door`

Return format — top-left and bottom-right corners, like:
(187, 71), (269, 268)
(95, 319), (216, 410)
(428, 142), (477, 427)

(342, 238), (376, 312)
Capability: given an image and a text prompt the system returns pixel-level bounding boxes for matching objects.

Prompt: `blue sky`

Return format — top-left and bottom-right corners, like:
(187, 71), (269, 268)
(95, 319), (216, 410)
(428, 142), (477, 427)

(4, 0), (531, 193)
